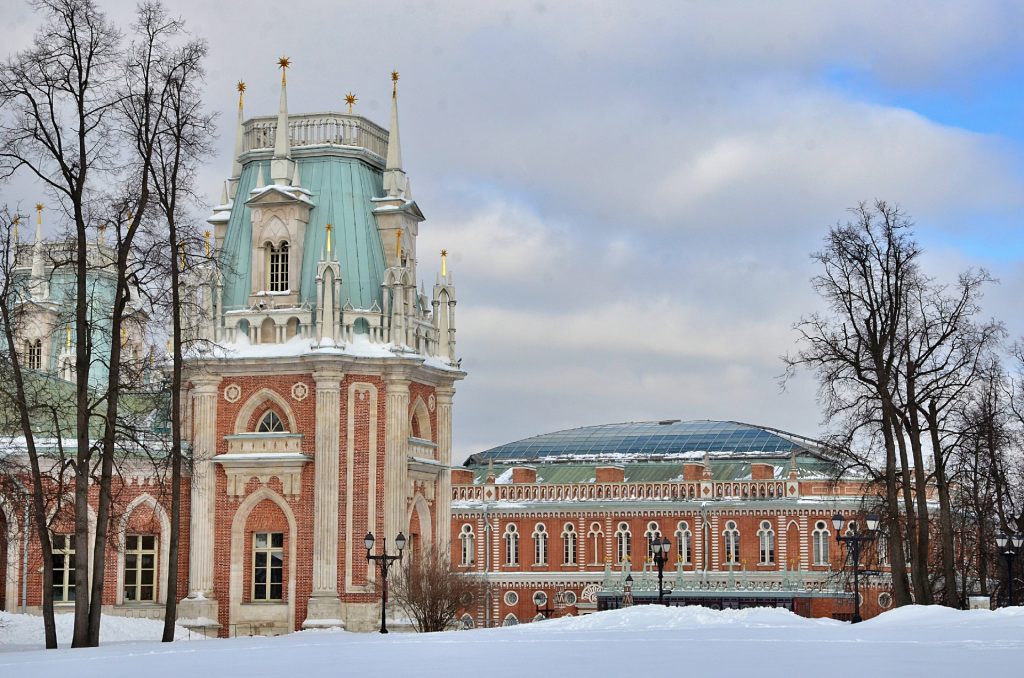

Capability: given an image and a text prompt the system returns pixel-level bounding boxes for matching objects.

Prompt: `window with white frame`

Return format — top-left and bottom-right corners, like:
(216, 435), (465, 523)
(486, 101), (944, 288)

(533, 523), (548, 565)
(52, 534), (75, 603)
(562, 523), (577, 565)
(615, 522), (632, 564)
(257, 410), (286, 433)
(504, 524), (519, 566)
(757, 521), (775, 564)
(644, 521), (661, 561)
(459, 524), (475, 566)
(26, 339), (42, 370)
(588, 522), (603, 564)
(812, 521), (830, 565)
(252, 532), (284, 600)
(877, 533), (889, 566)
(502, 613), (519, 626)
(267, 241), (289, 292)
(675, 521), (692, 564)
(723, 521), (740, 565)
(124, 534), (157, 602)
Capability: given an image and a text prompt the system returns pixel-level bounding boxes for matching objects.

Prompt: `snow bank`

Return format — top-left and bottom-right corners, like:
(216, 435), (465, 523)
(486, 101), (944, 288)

(510, 604), (841, 632)
(2, 605), (1023, 678)
(0, 611), (190, 650)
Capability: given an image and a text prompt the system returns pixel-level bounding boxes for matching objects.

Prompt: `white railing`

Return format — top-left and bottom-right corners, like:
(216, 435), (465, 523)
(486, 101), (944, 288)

(242, 112), (389, 160)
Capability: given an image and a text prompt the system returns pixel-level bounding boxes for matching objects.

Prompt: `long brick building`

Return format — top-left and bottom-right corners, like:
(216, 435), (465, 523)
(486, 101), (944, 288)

(448, 420), (893, 628)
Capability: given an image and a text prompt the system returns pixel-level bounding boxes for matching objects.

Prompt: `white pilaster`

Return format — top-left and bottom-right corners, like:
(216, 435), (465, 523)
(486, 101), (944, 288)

(179, 375), (220, 630)
(383, 376), (410, 542)
(306, 370), (344, 627)
(434, 386), (455, 547)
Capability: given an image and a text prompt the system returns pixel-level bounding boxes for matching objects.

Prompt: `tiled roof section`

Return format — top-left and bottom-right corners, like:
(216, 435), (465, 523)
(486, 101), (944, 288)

(465, 420), (825, 465)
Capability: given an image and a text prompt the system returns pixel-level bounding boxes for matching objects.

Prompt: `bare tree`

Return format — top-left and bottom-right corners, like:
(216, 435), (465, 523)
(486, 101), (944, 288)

(390, 545), (485, 632)
(784, 200), (918, 606)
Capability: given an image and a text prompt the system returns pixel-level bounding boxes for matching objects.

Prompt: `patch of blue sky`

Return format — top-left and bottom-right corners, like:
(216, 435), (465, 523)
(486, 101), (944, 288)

(821, 64), (1024, 142)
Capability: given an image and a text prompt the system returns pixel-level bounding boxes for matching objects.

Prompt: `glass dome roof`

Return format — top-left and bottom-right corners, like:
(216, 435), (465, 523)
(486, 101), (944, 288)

(465, 420), (823, 465)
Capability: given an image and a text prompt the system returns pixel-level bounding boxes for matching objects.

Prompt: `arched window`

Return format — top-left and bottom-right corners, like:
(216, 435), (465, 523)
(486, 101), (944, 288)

(644, 521), (661, 561)
(588, 522), (603, 564)
(562, 523), (577, 565)
(877, 532), (889, 566)
(504, 524), (519, 566)
(615, 522), (631, 564)
(459, 524), (475, 566)
(26, 339), (42, 370)
(502, 613), (519, 627)
(460, 613), (475, 629)
(723, 520), (740, 565)
(257, 410), (286, 433)
(268, 241), (289, 292)
(812, 521), (830, 565)
(533, 523), (548, 565)
(758, 520), (775, 564)
(675, 521), (692, 565)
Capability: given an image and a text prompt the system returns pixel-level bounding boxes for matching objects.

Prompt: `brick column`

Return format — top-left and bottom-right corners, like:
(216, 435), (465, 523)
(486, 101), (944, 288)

(383, 376), (410, 543)
(434, 386), (455, 548)
(305, 370), (344, 627)
(178, 375), (220, 632)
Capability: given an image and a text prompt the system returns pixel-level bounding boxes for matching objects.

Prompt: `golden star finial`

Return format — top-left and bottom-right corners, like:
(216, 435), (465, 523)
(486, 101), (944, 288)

(391, 69), (399, 95)
(236, 80), (246, 94)
(440, 249), (448, 257)
(35, 203), (43, 213)
(278, 56), (291, 85)
(344, 91), (357, 114)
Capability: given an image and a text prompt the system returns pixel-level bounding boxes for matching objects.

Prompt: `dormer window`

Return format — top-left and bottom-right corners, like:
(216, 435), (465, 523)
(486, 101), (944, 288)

(267, 241), (289, 292)
(257, 410), (286, 433)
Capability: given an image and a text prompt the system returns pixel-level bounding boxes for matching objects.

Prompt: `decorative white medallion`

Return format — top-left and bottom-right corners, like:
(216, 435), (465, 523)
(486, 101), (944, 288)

(291, 382), (309, 401)
(428, 394), (436, 412)
(223, 383), (242, 403)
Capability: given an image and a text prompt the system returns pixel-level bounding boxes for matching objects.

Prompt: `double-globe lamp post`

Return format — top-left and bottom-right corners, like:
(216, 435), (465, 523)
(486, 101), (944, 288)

(831, 512), (879, 624)
(364, 531), (406, 634)
(995, 522), (1023, 607)
(649, 535), (672, 606)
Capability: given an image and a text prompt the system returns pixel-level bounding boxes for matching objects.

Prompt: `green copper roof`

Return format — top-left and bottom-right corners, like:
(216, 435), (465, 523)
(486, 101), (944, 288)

(220, 156), (387, 312)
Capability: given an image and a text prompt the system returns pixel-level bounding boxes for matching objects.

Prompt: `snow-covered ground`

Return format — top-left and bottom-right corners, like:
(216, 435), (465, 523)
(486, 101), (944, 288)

(0, 611), (191, 651)
(1, 605), (1022, 677)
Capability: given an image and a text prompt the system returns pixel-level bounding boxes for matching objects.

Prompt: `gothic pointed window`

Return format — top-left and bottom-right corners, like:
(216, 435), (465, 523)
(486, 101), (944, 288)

(460, 524), (475, 566)
(588, 522), (603, 564)
(758, 520), (775, 564)
(257, 410), (286, 433)
(562, 523), (577, 565)
(267, 241), (289, 292)
(723, 521), (740, 565)
(504, 524), (519, 566)
(615, 522), (632, 564)
(533, 523), (548, 565)
(812, 521), (830, 565)
(675, 521), (692, 565)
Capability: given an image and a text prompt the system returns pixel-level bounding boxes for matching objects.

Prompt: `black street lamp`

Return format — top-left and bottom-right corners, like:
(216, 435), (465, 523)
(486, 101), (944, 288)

(995, 521), (1023, 607)
(364, 531), (406, 634)
(649, 535), (672, 606)
(832, 512), (880, 624)
(533, 590), (554, 619)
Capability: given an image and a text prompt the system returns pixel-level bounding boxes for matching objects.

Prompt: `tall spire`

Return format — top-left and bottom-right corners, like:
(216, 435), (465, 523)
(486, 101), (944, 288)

(271, 56), (295, 186)
(231, 81), (246, 189)
(30, 203), (46, 299)
(383, 70), (409, 198)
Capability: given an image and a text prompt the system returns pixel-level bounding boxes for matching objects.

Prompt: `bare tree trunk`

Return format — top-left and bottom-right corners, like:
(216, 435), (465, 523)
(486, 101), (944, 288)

(926, 401), (960, 607)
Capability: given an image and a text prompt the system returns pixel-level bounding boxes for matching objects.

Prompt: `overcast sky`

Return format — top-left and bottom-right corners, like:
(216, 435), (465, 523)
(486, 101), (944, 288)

(3, 1), (1024, 462)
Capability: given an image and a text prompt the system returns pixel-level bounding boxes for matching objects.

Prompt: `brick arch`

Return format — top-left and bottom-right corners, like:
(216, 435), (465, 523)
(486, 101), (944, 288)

(406, 494), (433, 559)
(234, 388), (297, 434)
(116, 493), (171, 605)
(228, 488), (297, 632)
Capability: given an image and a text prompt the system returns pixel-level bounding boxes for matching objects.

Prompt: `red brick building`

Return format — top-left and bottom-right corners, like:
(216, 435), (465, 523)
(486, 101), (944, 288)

(449, 420), (894, 627)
